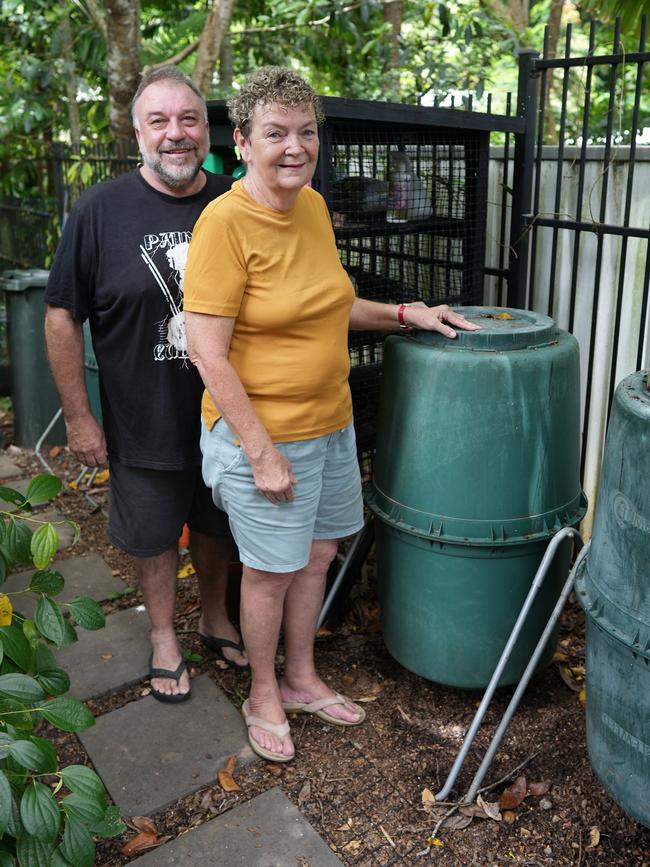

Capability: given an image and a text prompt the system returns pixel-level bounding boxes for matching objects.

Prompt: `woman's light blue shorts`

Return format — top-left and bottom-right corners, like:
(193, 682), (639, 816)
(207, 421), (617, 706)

(200, 419), (364, 573)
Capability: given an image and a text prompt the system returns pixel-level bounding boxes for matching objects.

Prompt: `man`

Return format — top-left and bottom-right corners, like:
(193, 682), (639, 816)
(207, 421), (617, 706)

(45, 66), (247, 702)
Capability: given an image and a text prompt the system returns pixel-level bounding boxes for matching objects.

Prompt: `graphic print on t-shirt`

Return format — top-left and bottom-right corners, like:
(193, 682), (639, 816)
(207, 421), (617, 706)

(139, 230), (193, 361)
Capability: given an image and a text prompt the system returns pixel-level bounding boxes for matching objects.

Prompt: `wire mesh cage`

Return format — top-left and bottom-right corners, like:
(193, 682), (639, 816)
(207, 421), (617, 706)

(314, 119), (488, 473)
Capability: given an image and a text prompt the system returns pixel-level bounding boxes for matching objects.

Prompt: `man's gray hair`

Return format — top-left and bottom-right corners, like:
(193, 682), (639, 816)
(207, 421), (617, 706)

(130, 66), (207, 127)
(227, 66), (324, 139)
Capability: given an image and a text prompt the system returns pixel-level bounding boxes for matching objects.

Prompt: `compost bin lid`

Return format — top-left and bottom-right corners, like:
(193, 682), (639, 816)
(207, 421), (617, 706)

(0, 269), (50, 292)
(413, 306), (557, 351)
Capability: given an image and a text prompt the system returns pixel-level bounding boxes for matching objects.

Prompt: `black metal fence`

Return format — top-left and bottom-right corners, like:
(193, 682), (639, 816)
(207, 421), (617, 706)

(509, 17), (650, 531)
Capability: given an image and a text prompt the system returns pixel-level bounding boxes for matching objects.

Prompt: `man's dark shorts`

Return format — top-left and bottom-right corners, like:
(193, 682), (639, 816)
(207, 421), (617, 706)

(108, 462), (230, 558)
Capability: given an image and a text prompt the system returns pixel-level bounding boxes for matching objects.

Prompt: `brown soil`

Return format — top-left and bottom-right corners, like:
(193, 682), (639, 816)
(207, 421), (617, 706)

(5, 434), (650, 867)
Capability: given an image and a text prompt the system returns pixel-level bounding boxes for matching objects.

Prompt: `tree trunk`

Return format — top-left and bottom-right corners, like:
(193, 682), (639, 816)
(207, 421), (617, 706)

(544, 0), (564, 142)
(384, 0), (403, 70)
(192, 0), (237, 96)
(58, 0), (82, 147)
(104, 0), (141, 143)
(218, 0), (235, 89)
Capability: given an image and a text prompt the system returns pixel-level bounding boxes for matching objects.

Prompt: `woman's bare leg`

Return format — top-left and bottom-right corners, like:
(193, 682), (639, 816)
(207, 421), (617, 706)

(240, 564), (295, 757)
(280, 539), (363, 723)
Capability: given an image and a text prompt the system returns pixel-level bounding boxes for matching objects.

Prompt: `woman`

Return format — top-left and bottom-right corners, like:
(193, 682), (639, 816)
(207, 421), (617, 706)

(184, 67), (479, 763)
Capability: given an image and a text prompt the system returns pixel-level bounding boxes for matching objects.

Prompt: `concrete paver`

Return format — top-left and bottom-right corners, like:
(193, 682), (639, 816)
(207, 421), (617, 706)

(30, 509), (77, 551)
(8, 553), (125, 620)
(80, 674), (255, 817)
(56, 605), (152, 700)
(0, 455), (23, 480)
(130, 786), (343, 866)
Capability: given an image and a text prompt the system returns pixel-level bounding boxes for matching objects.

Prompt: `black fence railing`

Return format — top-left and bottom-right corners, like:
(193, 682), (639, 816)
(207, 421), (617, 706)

(514, 16), (650, 531)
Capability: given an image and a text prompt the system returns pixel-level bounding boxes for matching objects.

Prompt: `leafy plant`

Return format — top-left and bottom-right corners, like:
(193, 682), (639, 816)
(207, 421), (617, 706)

(0, 473), (125, 866)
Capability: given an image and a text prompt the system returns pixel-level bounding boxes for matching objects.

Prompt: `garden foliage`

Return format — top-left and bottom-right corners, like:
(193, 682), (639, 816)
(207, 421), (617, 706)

(0, 473), (125, 867)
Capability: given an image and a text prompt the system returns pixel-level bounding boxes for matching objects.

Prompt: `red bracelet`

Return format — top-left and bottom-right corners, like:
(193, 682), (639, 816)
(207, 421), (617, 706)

(398, 303), (410, 329)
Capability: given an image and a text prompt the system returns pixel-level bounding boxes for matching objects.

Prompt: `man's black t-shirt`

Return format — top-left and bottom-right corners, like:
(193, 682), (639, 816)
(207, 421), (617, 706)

(45, 169), (232, 469)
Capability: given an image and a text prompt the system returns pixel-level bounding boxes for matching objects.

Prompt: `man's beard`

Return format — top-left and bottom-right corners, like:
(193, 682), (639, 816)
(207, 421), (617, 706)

(140, 140), (208, 190)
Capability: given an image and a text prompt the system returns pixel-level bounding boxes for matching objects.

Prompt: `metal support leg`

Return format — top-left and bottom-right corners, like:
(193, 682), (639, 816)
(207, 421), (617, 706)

(317, 514), (374, 631)
(435, 527), (585, 802)
(34, 408), (63, 473)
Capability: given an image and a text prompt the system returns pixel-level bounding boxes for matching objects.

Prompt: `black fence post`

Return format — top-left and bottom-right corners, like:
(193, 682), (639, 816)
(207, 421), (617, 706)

(508, 48), (539, 309)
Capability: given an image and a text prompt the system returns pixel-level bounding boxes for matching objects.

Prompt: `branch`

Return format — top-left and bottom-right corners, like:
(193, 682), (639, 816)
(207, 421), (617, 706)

(148, 39), (201, 71)
(73, 0), (107, 39)
(233, 0), (401, 36)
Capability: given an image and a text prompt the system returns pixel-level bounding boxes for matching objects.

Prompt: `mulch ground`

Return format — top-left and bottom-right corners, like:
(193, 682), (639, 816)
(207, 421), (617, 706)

(4, 425), (650, 867)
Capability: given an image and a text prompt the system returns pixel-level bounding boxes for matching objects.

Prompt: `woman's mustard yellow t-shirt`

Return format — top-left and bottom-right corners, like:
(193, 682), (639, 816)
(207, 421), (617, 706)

(183, 182), (354, 442)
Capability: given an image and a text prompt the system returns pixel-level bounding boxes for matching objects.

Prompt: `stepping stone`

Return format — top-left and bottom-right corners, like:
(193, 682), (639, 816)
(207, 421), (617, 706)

(80, 675), (255, 817)
(131, 787), (343, 866)
(8, 553), (125, 620)
(56, 605), (151, 700)
(0, 455), (22, 481)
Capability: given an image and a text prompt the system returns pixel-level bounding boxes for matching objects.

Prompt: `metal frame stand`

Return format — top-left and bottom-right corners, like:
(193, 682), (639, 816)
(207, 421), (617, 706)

(317, 514), (374, 631)
(34, 408), (105, 514)
(435, 528), (589, 804)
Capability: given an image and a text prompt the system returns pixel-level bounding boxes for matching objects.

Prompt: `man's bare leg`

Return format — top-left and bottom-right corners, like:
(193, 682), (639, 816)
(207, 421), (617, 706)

(190, 531), (247, 667)
(137, 547), (190, 698)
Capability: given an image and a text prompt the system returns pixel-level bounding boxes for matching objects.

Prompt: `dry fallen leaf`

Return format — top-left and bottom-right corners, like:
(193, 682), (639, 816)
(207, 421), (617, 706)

(265, 763), (283, 778)
(440, 812), (473, 831)
(397, 704), (412, 724)
(579, 686), (587, 706)
(120, 832), (159, 856)
(99, 653), (113, 660)
(558, 663), (585, 692)
(426, 837), (444, 848)
(586, 826), (601, 850)
(502, 810), (517, 824)
(215, 659), (229, 670)
(477, 794), (502, 822)
(298, 780), (311, 806)
(496, 311), (514, 319)
(336, 819), (353, 832)
(421, 788), (436, 811)
(49, 446), (61, 459)
(218, 756), (242, 793)
(527, 780), (551, 797)
(499, 776), (528, 810)
(126, 816), (157, 834)
(342, 840), (363, 853)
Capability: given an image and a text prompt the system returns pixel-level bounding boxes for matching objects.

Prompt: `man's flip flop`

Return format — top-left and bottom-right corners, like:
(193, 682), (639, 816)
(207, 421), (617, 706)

(148, 656), (191, 704)
(241, 699), (294, 763)
(282, 693), (366, 726)
(198, 633), (250, 672)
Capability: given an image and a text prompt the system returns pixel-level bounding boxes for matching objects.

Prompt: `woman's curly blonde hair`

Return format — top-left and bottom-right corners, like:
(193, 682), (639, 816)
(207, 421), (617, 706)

(227, 66), (325, 138)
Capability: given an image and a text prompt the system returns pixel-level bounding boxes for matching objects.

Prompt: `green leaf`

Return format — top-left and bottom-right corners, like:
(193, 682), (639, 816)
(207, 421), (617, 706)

(0, 551), (7, 587)
(0, 852), (16, 866)
(58, 619), (78, 648)
(0, 625), (32, 670)
(40, 698), (95, 733)
(29, 525), (59, 570)
(6, 784), (22, 837)
(50, 848), (75, 867)
(65, 597), (104, 631)
(91, 804), (126, 838)
(6, 738), (56, 773)
(0, 698), (34, 731)
(61, 792), (105, 826)
(60, 765), (105, 803)
(15, 835), (54, 867)
(35, 668), (70, 696)
(27, 735), (58, 774)
(20, 781), (61, 840)
(35, 596), (65, 646)
(0, 673), (44, 702)
(60, 815), (94, 867)
(24, 475), (62, 505)
(29, 569), (65, 596)
(5, 520), (33, 565)
(0, 487), (27, 508)
(0, 769), (12, 836)
(31, 641), (56, 672)
(22, 619), (39, 644)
